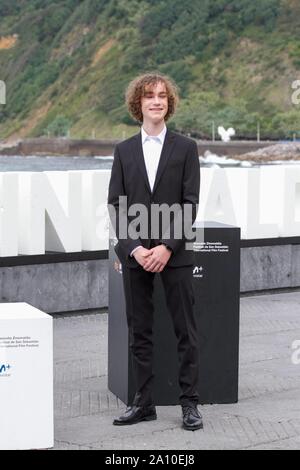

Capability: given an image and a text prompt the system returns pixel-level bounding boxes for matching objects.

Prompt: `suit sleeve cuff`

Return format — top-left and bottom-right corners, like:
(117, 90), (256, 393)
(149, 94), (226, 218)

(130, 245), (143, 257)
(159, 242), (173, 253)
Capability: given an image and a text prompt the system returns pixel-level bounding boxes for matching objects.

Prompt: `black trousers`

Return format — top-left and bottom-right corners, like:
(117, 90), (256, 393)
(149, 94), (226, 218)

(122, 261), (199, 407)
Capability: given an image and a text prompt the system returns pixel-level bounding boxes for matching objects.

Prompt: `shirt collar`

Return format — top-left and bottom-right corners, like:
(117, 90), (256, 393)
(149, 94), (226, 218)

(141, 125), (167, 145)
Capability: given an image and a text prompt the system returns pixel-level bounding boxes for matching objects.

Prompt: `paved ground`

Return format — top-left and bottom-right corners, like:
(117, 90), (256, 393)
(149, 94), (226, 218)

(52, 290), (300, 450)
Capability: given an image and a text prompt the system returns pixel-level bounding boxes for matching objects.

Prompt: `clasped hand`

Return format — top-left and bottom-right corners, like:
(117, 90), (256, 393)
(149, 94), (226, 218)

(133, 245), (172, 272)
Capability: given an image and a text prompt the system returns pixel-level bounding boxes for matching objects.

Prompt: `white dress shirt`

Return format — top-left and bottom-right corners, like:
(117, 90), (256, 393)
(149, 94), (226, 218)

(130, 125), (167, 257)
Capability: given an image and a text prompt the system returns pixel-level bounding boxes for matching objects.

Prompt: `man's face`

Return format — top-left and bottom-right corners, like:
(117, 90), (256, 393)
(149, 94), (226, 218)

(141, 81), (168, 124)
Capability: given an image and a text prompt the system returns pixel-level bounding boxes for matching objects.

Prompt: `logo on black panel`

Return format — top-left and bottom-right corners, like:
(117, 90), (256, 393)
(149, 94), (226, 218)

(193, 266), (203, 278)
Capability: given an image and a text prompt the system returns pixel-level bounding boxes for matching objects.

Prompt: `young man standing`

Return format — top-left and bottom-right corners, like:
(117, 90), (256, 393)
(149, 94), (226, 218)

(107, 72), (202, 430)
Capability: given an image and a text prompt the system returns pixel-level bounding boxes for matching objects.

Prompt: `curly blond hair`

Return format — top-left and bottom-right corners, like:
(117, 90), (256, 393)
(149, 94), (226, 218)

(125, 72), (179, 123)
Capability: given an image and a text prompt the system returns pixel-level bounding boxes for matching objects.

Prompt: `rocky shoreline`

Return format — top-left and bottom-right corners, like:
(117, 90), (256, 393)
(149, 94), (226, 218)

(233, 142), (300, 162)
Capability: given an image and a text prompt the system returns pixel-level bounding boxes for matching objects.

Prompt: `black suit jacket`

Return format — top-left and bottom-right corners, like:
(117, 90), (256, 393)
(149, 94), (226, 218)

(107, 128), (200, 268)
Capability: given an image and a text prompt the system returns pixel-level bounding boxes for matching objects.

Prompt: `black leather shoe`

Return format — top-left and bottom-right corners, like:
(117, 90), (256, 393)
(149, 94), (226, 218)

(182, 404), (203, 431)
(113, 405), (157, 426)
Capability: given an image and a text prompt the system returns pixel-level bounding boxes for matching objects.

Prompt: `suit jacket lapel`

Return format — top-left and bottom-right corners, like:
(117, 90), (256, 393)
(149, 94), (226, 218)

(132, 128), (176, 195)
(132, 131), (152, 194)
(152, 129), (176, 195)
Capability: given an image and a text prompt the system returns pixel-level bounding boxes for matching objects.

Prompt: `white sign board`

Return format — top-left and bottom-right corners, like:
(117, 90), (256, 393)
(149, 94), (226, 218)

(1, 166), (300, 257)
(0, 303), (53, 450)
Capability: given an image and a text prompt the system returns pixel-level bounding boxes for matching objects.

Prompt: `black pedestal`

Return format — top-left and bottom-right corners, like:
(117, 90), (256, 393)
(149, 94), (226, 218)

(108, 222), (240, 405)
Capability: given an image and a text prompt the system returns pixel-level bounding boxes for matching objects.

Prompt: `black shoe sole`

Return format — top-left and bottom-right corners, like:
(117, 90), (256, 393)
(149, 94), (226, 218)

(113, 414), (157, 426)
(182, 422), (203, 431)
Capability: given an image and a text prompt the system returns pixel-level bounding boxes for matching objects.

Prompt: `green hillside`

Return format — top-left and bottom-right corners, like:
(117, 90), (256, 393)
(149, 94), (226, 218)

(0, 0), (300, 140)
